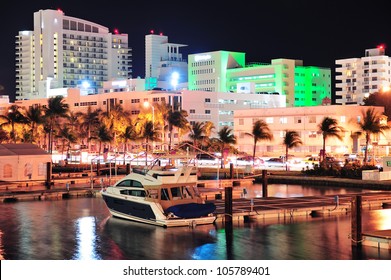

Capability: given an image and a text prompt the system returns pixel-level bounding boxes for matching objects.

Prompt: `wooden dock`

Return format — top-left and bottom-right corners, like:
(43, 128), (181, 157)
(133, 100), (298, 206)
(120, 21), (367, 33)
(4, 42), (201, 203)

(207, 191), (391, 222)
(362, 230), (391, 250)
(0, 188), (96, 202)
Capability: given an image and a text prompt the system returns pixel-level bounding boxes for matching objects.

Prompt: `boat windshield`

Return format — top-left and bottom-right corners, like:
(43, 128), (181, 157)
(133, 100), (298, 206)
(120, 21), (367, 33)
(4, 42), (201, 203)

(158, 185), (195, 201)
(116, 179), (143, 188)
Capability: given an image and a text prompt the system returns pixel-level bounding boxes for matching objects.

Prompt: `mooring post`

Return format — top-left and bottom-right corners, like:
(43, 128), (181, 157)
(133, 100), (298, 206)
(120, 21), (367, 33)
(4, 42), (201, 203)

(225, 186), (233, 223)
(262, 169), (268, 197)
(351, 195), (362, 247)
(46, 161), (52, 189)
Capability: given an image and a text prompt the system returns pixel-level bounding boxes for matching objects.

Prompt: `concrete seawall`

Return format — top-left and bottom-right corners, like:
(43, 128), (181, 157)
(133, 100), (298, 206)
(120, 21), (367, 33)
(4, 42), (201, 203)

(265, 173), (391, 190)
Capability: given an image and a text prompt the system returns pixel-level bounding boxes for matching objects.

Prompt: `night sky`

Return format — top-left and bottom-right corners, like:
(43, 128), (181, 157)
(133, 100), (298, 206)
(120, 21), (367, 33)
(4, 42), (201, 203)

(1, 0), (390, 101)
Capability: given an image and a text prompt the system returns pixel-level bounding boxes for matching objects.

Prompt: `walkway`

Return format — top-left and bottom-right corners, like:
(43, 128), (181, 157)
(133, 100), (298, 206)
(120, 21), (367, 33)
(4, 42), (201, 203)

(209, 191), (391, 222)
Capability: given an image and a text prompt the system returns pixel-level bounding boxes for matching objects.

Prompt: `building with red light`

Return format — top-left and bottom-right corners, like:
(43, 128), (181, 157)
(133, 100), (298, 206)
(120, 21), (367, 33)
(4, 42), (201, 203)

(15, 9), (132, 100)
(335, 46), (391, 105)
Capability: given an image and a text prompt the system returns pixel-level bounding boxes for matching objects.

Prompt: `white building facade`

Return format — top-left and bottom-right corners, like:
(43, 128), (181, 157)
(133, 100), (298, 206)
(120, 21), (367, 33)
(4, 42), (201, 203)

(335, 46), (391, 105)
(181, 90), (286, 138)
(145, 33), (188, 90)
(15, 9), (132, 100)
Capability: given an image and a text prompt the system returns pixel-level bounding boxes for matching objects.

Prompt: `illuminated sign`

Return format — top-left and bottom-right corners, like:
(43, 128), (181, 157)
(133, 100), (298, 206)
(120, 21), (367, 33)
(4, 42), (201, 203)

(111, 80), (127, 87)
(194, 54), (211, 62)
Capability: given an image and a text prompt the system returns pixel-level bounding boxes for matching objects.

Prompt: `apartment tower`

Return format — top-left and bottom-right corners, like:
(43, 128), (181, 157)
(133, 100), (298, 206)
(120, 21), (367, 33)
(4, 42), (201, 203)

(335, 45), (391, 105)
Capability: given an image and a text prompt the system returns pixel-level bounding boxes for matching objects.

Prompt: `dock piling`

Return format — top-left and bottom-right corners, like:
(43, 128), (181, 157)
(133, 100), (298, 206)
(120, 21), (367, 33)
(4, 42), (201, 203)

(351, 195), (362, 247)
(224, 186), (233, 223)
(262, 169), (268, 197)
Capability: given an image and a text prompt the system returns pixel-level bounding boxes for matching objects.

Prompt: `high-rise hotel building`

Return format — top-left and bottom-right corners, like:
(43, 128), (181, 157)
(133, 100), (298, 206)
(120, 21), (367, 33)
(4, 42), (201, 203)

(15, 9), (132, 100)
(335, 46), (391, 105)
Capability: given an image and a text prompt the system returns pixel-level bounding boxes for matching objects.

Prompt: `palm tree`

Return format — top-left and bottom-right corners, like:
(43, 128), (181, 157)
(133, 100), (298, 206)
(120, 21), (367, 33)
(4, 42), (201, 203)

(188, 121), (208, 151)
(118, 120), (138, 164)
(283, 130), (302, 170)
(44, 96), (69, 153)
(140, 120), (160, 165)
(154, 101), (171, 147)
(245, 119), (273, 162)
(94, 123), (114, 158)
(102, 102), (130, 150)
(0, 105), (28, 143)
(317, 117), (344, 164)
(217, 126), (237, 168)
(55, 125), (77, 160)
(76, 106), (102, 151)
(357, 107), (390, 164)
(203, 121), (215, 138)
(24, 105), (45, 144)
(167, 109), (189, 150)
(0, 127), (9, 143)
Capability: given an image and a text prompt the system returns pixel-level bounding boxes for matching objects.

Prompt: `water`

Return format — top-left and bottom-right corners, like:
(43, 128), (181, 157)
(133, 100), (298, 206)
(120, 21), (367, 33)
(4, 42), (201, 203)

(0, 184), (391, 260)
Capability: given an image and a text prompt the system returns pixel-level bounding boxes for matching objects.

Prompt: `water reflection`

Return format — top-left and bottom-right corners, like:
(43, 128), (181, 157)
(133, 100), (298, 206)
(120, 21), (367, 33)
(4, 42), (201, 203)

(102, 217), (217, 259)
(249, 183), (375, 198)
(73, 217), (100, 260)
(366, 209), (391, 230)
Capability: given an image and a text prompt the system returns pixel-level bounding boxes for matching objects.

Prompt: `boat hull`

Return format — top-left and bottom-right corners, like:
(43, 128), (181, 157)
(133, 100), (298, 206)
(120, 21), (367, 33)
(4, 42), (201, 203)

(102, 192), (216, 227)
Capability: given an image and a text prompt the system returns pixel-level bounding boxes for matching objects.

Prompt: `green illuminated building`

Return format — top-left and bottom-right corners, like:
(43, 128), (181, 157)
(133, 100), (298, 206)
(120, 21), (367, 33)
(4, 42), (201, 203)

(188, 51), (331, 107)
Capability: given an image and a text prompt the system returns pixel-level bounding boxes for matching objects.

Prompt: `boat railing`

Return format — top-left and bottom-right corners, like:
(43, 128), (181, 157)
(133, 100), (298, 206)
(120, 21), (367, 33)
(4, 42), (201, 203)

(132, 168), (148, 176)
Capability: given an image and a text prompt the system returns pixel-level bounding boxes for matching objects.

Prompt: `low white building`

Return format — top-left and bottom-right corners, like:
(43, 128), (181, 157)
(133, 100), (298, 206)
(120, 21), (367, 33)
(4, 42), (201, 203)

(234, 105), (388, 157)
(0, 144), (51, 182)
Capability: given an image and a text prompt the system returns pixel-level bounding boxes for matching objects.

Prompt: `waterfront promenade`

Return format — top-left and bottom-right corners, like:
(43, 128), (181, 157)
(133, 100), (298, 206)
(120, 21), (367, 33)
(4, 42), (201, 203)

(0, 169), (391, 206)
(1, 169), (391, 202)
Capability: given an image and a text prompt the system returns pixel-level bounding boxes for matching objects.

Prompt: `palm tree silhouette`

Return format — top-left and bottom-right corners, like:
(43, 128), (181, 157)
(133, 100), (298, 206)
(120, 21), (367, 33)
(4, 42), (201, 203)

(283, 130), (302, 171)
(44, 96), (69, 153)
(317, 117), (344, 165)
(246, 120), (273, 165)
(357, 107), (390, 165)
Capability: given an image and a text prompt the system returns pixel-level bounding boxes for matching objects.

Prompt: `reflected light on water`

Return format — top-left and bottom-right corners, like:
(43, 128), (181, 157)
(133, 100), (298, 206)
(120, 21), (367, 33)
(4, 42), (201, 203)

(73, 216), (100, 260)
(191, 243), (217, 260)
(369, 209), (391, 230)
(191, 228), (218, 259)
(0, 230), (4, 260)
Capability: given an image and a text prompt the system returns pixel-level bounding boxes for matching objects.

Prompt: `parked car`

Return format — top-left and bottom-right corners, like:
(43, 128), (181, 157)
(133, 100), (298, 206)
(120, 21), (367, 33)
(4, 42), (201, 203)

(195, 153), (219, 165)
(302, 156), (320, 166)
(232, 155), (264, 167)
(279, 154), (300, 164)
(265, 157), (285, 167)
